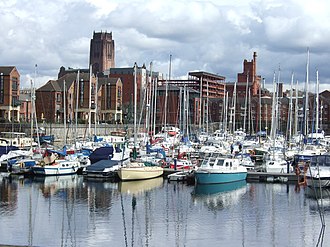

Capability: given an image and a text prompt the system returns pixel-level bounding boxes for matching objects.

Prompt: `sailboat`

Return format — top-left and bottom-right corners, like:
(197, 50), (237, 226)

(263, 70), (290, 173)
(117, 63), (164, 181)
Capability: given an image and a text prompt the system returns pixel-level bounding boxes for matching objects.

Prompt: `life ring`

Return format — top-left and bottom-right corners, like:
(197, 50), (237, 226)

(39, 160), (45, 167)
(249, 150), (255, 156)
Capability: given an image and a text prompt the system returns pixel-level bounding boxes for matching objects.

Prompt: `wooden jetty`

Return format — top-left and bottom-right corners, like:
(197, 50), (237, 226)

(247, 171), (299, 183)
(163, 168), (300, 184)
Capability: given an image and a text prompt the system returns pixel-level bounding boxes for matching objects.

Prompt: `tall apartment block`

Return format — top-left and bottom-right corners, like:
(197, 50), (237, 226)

(89, 31), (115, 75)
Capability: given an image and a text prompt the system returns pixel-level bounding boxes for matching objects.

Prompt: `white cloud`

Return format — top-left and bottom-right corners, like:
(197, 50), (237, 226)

(0, 0), (329, 93)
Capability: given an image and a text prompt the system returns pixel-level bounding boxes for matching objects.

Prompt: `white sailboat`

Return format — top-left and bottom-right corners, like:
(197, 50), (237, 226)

(264, 70), (290, 173)
(117, 63), (163, 181)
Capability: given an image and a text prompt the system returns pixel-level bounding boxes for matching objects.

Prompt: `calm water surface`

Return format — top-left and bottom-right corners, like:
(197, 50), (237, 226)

(0, 174), (328, 247)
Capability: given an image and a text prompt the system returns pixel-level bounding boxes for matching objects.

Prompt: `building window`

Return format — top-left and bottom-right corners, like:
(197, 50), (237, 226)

(12, 96), (20, 107)
(107, 84), (111, 109)
(56, 93), (61, 102)
(80, 80), (84, 106)
(12, 77), (18, 90)
(0, 74), (4, 104)
(117, 86), (121, 97)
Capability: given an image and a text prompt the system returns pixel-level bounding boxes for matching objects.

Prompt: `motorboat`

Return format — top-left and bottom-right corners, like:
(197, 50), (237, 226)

(194, 155), (247, 184)
(306, 154), (330, 188)
(82, 159), (120, 179)
(167, 170), (192, 182)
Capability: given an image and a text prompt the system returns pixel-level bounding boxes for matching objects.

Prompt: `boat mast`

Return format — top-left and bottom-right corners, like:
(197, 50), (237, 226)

(199, 75), (203, 131)
(294, 80), (299, 137)
(315, 69), (319, 133)
(148, 62), (153, 137)
(287, 72), (294, 144)
(258, 79), (262, 133)
(94, 75), (98, 136)
(270, 71), (277, 141)
(133, 63), (137, 158)
(88, 65), (92, 138)
(30, 79), (33, 149)
(63, 79), (67, 146)
(243, 72), (249, 132)
(153, 77), (158, 138)
(186, 86), (190, 138)
(164, 55), (171, 133)
(233, 81), (237, 133)
(304, 48), (310, 137)
(75, 70), (80, 148)
(275, 66), (281, 138)
(206, 76), (209, 134)
(33, 64), (40, 149)
(224, 91), (229, 134)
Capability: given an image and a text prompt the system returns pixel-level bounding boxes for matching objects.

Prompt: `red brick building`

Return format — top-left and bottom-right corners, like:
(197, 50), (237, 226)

(108, 64), (163, 122)
(155, 71), (226, 130)
(36, 69), (123, 124)
(19, 89), (32, 122)
(226, 52), (261, 98)
(0, 66), (20, 121)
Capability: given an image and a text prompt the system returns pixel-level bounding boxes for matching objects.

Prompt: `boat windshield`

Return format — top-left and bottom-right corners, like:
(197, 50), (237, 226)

(215, 159), (224, 166)
(310, 155), (330, 167)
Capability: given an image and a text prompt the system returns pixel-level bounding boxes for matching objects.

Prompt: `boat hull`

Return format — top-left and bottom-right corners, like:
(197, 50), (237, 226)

(306, 176), (330, 188)
(32, 161), (80, 176)
(195, 171), (247, 184)
(117, 166), (163, 181)
(168, 171), (189, 181)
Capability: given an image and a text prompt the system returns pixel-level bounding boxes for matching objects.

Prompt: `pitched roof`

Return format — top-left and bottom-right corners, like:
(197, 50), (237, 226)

(57, 72), (91, 90)
(98, 77), (121, 86)
(37, 72), (92, 92)
(37, 80), (61, 92)
(0, 66), (16, 75)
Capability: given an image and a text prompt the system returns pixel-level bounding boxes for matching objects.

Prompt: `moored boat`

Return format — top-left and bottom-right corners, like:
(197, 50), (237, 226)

(82, 159), (120, 179)
(168, 170), (192, 182)
(195, 156), (247, 184)
(32, 159), (80, 176)
(9, 159), (37, 175)
(306, 154), (330, 188)
(117, 162), (163, 181)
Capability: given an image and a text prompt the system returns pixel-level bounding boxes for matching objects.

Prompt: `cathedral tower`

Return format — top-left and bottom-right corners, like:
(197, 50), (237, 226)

(89, 31), (115, 75)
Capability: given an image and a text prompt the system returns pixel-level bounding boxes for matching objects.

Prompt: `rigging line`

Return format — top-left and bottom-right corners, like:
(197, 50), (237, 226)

(131, 195), (137, 247)
(31, 182), (40, 247)
(120, 193), (128, 247)
(65, 187), (75, 247)
(61, 187), (65, 247)
(316, 224), (325, 247)
(308, 165), (326, 226)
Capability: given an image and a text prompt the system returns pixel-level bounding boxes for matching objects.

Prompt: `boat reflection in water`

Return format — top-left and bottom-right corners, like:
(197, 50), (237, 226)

(118, 176), (164, 195)
(192, 180), (247, 210)
(304, 186), (330, 212)
(34, 174), (82, 197)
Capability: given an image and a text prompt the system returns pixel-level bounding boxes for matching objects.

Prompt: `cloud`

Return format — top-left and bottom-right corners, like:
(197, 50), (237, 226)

(0, 0), (329, 93)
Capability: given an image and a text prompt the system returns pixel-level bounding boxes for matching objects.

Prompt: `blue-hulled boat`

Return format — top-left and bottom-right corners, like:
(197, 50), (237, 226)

(195, 155), (247, 184)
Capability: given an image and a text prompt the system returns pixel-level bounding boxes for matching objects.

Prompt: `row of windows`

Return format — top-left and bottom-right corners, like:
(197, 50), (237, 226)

(0, 75), (3, 104)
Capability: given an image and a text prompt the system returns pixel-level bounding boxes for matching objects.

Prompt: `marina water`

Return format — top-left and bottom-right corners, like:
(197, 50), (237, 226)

(0, 174), (328, 247)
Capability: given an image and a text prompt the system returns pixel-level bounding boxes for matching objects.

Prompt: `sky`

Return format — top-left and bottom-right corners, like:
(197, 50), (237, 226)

(1, 0), (329, 93)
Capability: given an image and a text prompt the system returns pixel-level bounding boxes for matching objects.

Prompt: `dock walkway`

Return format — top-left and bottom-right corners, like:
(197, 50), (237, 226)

(164, 168), (300, 183)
